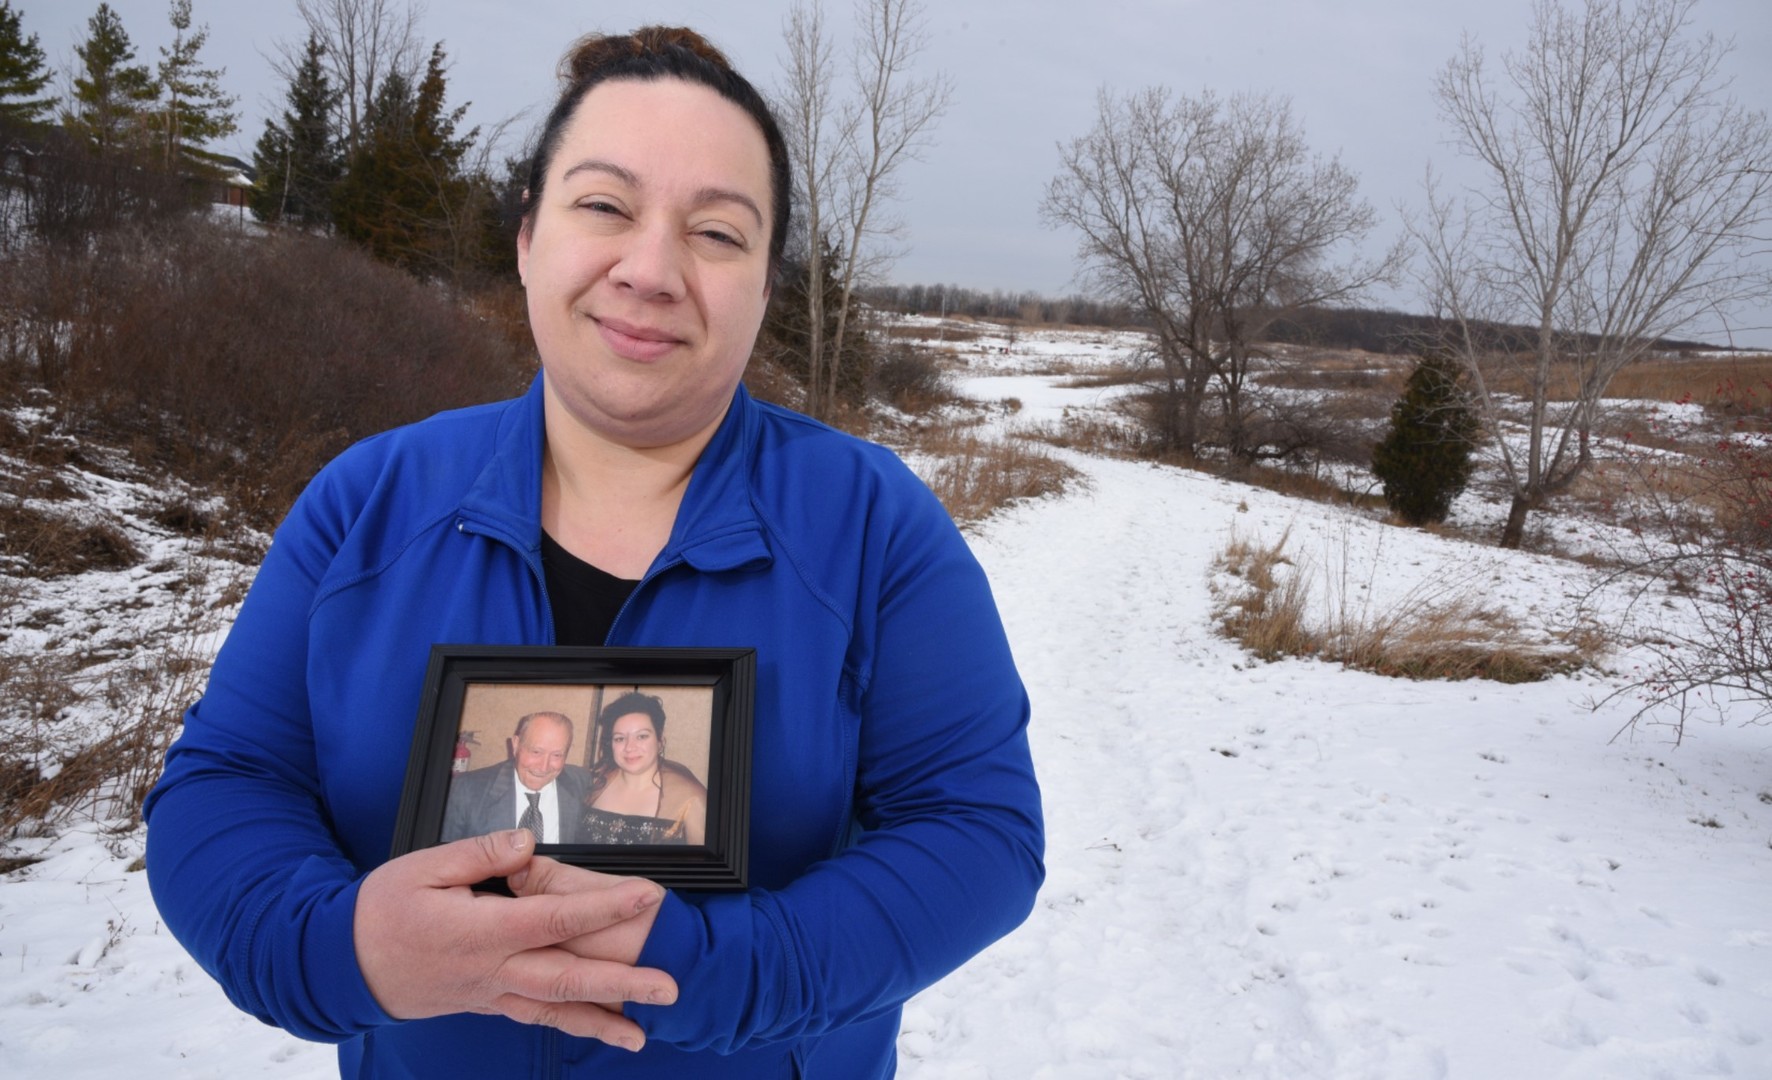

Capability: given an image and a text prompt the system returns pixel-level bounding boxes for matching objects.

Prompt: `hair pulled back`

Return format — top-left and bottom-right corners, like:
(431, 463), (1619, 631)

(522, 26), (791, 280)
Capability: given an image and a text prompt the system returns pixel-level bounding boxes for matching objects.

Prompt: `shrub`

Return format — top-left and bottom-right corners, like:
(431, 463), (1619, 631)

(1371, 351), (1480, 524)
(870, 342), (954, 414)
(1592, 377), (1772, 741)
(0, 218), (534, 524)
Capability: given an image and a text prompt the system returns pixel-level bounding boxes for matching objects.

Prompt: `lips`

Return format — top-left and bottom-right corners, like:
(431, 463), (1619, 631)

(594, 314), (684, 363)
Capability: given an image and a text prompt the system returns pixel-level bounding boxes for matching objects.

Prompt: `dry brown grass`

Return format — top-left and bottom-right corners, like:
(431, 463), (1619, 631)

(1256, 354), (1410, 394)
(1235, 464), (1388, 510)
(0, 498), (141, 577)
(1212, 528), (1315, 660)
(1603, 355), (1772, 411)
(1210, 528), (1598, 682)
(1477, 352), (1772, 411)
(884, 321), (991, 344)
(1054, 362), (1146, 389)
(0, 556), (232, 833)
(1020, 411), (1156, 460)
(909, 421), (1082, 525)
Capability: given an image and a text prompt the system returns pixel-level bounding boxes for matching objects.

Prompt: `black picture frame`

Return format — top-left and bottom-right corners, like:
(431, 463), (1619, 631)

(391, 645), (754, 891)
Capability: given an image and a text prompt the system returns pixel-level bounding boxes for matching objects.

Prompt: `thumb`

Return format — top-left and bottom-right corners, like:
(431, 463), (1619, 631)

(414, 829), (536, 887)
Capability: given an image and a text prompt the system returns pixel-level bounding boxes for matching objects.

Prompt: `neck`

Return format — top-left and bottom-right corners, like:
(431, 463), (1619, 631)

(541, 379), (728, 579)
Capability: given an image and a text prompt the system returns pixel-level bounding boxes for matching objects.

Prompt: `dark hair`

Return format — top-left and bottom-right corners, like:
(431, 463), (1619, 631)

(593, 691), (667, 766)
(521, 26), (792, 281)
(513, 710), (574, 748)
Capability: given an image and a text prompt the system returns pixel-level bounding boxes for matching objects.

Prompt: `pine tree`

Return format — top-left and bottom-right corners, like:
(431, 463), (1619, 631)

(64, 3), (158, 155)
(0, 1), (54, 130)
(251, 33), (340, 227)
(1371, 350), (1481, 526)
(156, 0), (237, 170)
(334, 42), (476, 277)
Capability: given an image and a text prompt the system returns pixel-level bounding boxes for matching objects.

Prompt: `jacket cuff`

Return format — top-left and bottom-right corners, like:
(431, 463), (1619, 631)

(290, 871), (398, 1038)
(628, 891), (705, 1040)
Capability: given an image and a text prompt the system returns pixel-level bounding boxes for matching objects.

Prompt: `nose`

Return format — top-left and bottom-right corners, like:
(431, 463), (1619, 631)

(608, 220), (686, 301)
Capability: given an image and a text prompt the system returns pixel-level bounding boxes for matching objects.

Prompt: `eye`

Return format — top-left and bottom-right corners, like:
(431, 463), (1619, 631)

(697, 227), (744, 248)
(578, 198), (625, 216)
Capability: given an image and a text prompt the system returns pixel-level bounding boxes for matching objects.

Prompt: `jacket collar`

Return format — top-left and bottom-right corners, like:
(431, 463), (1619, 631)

(458, 373), (771, 575)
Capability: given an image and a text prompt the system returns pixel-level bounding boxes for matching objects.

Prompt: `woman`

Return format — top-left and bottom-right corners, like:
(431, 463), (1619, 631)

(144, 26), (1042, 1080)
(581, 692), (707, 845)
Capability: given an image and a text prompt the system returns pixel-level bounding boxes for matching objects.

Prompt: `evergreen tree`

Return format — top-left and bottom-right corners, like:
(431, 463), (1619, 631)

(156, 0), (237, 170)
(251, 33), (340, 227)
(0, 1), (54, 130)
(1371, 350), (1481, 526)
(334, 42), (476, 277)
(64, 3), (158, 155)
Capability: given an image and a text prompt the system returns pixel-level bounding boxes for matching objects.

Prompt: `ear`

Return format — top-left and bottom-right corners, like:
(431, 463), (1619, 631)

(516, 220), (531, 287)
(506, 736), (519, 761)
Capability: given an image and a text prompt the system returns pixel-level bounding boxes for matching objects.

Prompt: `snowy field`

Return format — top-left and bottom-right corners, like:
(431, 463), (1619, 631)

(2, 323), (1769, 1078)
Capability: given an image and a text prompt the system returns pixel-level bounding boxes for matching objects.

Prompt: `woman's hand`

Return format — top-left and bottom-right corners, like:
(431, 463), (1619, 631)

(353, 829), (676, 1051)
(507, 854), (664, 969)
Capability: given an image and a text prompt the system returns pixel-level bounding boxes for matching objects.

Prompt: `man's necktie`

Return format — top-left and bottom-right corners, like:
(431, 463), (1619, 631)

(519, 792), (543, 843)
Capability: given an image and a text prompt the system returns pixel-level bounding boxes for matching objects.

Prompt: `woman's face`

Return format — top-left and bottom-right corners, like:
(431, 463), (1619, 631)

(519, 77), (774, 451)
(609, 712), (661, 775)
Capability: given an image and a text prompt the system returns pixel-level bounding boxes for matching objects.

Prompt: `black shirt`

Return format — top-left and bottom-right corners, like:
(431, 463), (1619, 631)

(539, 531), (640, 646)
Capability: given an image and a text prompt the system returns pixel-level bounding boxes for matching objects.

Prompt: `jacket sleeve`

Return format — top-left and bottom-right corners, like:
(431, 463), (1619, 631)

(630, 480), (1045, 1051)
(142, 467), (394, 1042)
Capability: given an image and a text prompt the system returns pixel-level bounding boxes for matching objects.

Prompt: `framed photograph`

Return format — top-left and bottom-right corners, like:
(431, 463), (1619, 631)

(391, 645), (755, 891)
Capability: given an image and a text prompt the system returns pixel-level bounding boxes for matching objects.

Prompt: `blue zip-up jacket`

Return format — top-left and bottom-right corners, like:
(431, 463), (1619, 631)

(143, 376), (1044, 1078)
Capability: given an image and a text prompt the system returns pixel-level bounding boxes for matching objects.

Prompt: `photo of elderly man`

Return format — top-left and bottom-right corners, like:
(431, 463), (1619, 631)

(440, 710), (594, 844)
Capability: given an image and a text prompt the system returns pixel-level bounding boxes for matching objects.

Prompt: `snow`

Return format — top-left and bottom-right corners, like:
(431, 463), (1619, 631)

(2, 325), (1768, 1078)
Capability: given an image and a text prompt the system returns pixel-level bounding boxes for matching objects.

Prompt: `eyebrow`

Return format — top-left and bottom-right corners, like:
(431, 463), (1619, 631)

(559, 158), (765, 228)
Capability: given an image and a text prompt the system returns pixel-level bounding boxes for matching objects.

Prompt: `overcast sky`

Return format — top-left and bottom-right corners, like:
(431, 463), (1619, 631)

(29, 0), (1772, 347)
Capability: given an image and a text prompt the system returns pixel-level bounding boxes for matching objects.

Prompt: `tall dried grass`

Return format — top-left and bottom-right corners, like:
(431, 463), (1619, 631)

(1210, 527), (1597, 682)
(1477, 352), (1772, 411)
(1603, 356), (1772, 412)
(910, 422), (1082, 526)
(0, 554), (240, 833)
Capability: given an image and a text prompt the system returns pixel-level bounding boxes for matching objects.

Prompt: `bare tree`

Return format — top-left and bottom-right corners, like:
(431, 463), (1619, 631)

(284, 0), (423, 159)
(1415, 0), (1772, 547)
(776, 0), (951, 419)
(776, 1), (849, 413)
(1043, 87), (1400, 461)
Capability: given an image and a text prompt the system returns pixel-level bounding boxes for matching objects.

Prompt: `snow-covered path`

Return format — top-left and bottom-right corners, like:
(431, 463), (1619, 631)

(901, 453), (1772, 1079)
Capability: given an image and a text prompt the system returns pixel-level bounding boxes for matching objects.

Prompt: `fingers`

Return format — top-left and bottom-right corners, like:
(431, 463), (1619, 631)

(402, 829), (538, 889)
(496, 947), (678, 1008)
(507, 856), (635, 898)
(485, 995), (649, 1052)
(495, 882), (659, 952)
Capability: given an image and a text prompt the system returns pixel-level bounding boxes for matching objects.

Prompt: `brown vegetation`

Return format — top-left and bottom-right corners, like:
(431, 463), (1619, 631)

(0, 219), (534, 526)
(1476, 352), (1772, 411)
(907, 421), (1081, 526)
(1210, 528), (1598, 682)
(0, 543), (241, 834)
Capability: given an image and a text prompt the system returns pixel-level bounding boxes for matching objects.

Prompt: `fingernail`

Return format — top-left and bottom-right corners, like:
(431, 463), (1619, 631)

(648, 987), (676, 1005)
(622, 1035), (644, 1052)
(507, 829), (531, 851)
(507, 868), (529, 891)
(635, 887), (663, 912)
